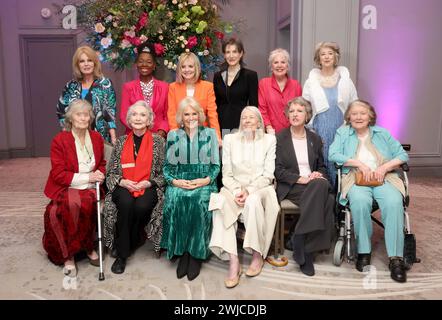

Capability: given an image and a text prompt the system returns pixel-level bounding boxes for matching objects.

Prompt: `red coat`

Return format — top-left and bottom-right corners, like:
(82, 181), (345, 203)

(119, 78), (169, 134)
(258, 75), (302, 133)
(44, 130), (106, 200)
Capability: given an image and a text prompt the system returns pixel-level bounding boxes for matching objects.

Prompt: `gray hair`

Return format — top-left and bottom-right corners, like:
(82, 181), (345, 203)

(268, 48), (291, 74)
(285, 97), (313, 124)
(64, 99), (94, 131)
(238, 106), (265, 139)
(126, 100), (155, 130)
(175, 96), (206, 127)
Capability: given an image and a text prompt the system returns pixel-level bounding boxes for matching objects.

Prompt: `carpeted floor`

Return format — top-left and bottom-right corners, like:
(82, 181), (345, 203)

(1, 157), (441, 300)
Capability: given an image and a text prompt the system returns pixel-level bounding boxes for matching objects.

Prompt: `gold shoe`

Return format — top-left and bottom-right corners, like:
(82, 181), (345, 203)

(224, 267), (242, 289)
(245, 260), (264, 277)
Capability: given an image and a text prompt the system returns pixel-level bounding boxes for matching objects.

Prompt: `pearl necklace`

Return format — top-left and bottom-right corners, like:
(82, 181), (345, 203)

(319, 70), (339, 88)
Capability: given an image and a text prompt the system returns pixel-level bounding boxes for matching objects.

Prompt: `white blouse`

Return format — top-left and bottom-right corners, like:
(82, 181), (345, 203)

(292, 137), (311, 178)
(357, 134), (377, 171)
(70, 130), (96, 189)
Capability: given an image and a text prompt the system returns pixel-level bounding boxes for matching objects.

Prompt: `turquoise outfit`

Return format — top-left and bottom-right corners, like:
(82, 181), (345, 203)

(161, 127), (220, 260)
(329, 125), (409, 257)
(312, 84), (343, 186)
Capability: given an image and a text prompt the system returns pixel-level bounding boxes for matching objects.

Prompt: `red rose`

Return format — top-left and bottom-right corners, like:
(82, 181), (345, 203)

(214, 31), (224, 40)
(205, 36), (212, 48)
(135, 12), (148, 31)
(187, 36), (198, 49)
(154, 43), (165, 56)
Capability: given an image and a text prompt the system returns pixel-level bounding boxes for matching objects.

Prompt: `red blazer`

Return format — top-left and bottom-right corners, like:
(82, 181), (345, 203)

(44, 131), (106, 200)
(167, 80), (221, 139)
(120, 78), (169, 134)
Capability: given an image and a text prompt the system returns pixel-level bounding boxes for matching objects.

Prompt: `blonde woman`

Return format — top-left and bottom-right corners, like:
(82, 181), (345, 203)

(167, 52), (221, 144)
(57, 45), (117, 144)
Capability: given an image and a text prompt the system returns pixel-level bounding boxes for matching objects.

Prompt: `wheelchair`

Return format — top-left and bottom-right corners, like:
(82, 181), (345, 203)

(332, 161), (421, 270)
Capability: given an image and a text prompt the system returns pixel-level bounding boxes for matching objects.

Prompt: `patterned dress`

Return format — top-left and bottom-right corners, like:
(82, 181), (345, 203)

(57, 78), (117, 143)
(312, 83), (343, 187)
(103, 134), (166, 252)
(161, 127), (220, 260)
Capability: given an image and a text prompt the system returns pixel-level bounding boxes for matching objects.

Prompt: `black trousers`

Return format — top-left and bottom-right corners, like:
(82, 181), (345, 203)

(112, 186), (158, 258)
(285, 178), (335, 253)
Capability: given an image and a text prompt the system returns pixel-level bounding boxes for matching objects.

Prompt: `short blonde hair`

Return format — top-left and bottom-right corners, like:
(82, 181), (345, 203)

(64, 99), (95, 131)
(72, 46), (103, 81)
(314, 42), (341, 68)
(268, 48), (291, 74)
(344, 99), (377, 126)
(175, 52), (201, 83)
(285, 97), (313, 124)
(238, 106), (265, 139)
(175, 97), (206, 127)
(126, 100), (155, 130)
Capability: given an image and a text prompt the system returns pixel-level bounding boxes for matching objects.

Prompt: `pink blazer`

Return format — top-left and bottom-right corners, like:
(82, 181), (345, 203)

(120, 78), (169, 134)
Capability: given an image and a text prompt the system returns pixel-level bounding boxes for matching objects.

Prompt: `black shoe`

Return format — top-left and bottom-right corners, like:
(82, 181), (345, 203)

(389, 258), (407, 283)
(110, 248), (118, 258)
(177, 253), (190, 279)
(187, 256), (202, 281)
(292, 234), (305, 266)
(356, 253), (371, 272)
(111, 257), (126, 274)
(299, 252), (315, 277)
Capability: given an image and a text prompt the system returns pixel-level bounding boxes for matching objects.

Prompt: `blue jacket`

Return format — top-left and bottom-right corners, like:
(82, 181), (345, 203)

(329, 125), (409, 174)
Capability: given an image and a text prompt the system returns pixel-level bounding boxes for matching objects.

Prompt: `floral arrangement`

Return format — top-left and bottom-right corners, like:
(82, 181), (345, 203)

(75, 0), (236, 77)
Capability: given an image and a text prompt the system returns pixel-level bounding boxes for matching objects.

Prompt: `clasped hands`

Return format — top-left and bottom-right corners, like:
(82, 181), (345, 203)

(120, 179), (152, 192)
(358, 163), (388, 182)
(234, 189), (249, 207)
(297, 171), (326, 184)
(173, 177), (210, 190)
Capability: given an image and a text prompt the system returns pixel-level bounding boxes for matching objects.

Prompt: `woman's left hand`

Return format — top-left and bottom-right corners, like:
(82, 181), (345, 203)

(373, 165), (388, 182)
(136, 180), (151, 190)
(309, 171), (324, 180)
(188, 177), (210, 189)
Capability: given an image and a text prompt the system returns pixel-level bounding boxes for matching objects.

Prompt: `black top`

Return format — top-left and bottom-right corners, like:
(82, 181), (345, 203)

(213, 67), (258, 131)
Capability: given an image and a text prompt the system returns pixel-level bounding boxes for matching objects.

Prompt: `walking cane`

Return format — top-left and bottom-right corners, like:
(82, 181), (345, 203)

(96, 182), (105, 281)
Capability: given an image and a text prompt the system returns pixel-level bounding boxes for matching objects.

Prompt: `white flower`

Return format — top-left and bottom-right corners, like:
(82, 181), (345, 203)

(178, 4), (183, 9)
(175, 39), (179, 43)
(94, 23), (105, 33)
(179, 36), (184, 41)
(203, 49), (209, 56)
(185, 22), (190, 27)
(183, 40), (188, 45)
(158, 29), (163, 34)
(197, 51), (203, 56)
(159, 35), (164, 40)
(182, 26), (187, 30)
(168, 62), (173, 68)
(105, 15), (113, 22)
(113, 22), (118, 27)
(172, 0), (178, 4)
(164, 59), (169, 66)
(140, 35), (148, 43)
(181, 44), (185, 48)
(188, 0), (198, 5)
(101, 36), (113, 49)
(185, 48), (190, 53)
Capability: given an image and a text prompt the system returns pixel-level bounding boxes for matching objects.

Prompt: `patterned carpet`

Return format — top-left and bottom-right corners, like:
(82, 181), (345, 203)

(1, 158), (441, 300)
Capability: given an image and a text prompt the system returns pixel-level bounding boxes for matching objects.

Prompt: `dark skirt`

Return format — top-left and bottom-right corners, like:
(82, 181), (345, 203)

(42, 188), (97, 265)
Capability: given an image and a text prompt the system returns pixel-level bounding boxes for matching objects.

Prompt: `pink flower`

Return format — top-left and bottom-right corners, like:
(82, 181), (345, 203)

(187, 36), (198, 49)
(214, 31), (224, 40)
(130, 37), (142, 46)
(135, 12), (149, 31)
(154, 43), (165, 56)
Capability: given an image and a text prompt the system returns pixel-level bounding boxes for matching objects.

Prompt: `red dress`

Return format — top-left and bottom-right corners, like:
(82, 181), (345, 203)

(42, 131), (106, 265)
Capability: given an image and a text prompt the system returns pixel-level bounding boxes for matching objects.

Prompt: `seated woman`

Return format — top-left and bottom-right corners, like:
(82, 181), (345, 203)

(329, 100), (409, 283)
(161, 97), (220, 281)
(209, 107), (279, 288)
(43, 99), (106, 277)
(103, 101), (166, 275)
(275, 97), (334, 276)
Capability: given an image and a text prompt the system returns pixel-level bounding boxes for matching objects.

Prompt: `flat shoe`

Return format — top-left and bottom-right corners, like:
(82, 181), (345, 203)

(224, 267), (242, 289)
(63, 264), (77, 277)
(245, 260), (264, 277)
(88, 257), (100, 267)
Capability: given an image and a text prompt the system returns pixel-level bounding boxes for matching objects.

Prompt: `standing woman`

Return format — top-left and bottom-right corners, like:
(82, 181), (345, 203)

(258, 48), (302, 135)
(120, 43), (169, 138)
(275, 97), (334, 276)
(103, 101), (166, 274)
(43, 99), (106, 277)
(303, 42), (358, 186)
(161, 97), (220, 281)
(213, 38), (258, 131)
(167, 52), (222, 145)
(57, 45), (117, 144)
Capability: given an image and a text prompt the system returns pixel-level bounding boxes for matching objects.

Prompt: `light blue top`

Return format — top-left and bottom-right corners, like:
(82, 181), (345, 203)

(329, 125), (409, 174)
(81, 89), (89, 99)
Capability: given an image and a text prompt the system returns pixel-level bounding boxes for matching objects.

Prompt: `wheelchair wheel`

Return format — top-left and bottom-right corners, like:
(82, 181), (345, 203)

(333, 238), (345, 266)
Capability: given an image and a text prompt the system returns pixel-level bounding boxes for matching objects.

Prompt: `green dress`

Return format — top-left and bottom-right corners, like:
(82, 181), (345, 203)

(161, 126), (220, 260)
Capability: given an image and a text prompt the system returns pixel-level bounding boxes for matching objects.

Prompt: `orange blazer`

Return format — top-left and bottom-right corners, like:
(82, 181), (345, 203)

(167, 80), (221, 139)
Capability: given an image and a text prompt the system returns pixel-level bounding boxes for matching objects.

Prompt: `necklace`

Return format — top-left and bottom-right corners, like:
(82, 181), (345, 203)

(319, 70), (339, 88)
(291, 127), (306, 140)
(140, 79), (154, 105)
